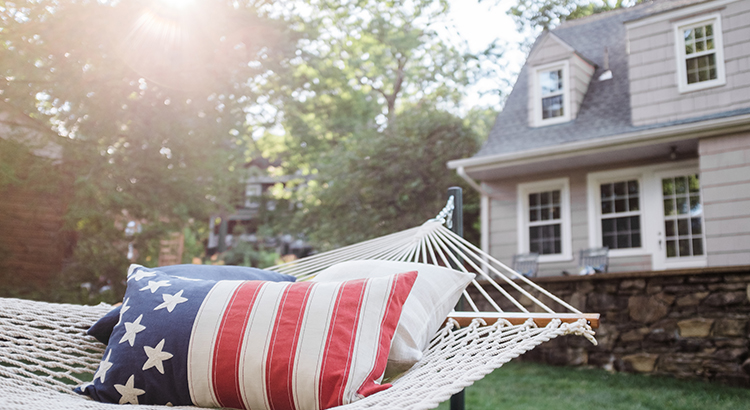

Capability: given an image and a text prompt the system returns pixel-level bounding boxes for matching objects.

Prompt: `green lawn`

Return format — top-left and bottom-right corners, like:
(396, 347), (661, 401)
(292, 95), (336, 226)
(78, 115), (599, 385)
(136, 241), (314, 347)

(436, 361), (750, 410)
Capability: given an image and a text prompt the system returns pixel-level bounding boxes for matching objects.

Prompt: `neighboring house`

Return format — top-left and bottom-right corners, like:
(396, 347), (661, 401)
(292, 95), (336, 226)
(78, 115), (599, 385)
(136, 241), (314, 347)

(207, 157), (312, 259)
(0, 101), (73, 285)
(449, 0), (750, 276)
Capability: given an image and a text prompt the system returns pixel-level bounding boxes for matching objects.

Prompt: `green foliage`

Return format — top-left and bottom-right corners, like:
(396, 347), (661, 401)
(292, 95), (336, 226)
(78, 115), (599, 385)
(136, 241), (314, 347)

(220, 241), (280, 269)
(1, 0), (298, 303)
(437, 361), (750, 410)
(256, 0), (495, 249)
(508, 0), (644, 33)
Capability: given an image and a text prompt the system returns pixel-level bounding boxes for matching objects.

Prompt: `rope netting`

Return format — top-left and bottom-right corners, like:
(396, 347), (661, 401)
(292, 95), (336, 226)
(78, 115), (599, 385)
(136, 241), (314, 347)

(0, 198), (597, 410)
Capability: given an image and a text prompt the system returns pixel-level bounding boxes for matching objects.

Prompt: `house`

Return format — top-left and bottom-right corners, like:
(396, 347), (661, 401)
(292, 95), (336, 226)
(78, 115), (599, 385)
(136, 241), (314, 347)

(0, 101), (74, 287)
(449, 0), (750, 276)
(207, 157), (313, 259)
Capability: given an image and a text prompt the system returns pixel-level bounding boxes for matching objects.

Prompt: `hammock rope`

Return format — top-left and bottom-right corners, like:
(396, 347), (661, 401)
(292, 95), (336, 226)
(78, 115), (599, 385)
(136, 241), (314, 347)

(0, 198), (597, 410)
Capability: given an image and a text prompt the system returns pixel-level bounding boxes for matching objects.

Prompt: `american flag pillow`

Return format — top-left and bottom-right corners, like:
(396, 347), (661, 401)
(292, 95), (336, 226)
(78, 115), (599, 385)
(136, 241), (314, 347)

(86, 264), (296, 345)
(76, 268), (417, 410)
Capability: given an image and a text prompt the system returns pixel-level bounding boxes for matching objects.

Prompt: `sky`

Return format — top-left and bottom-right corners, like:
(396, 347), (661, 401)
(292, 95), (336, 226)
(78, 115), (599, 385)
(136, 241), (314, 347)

(447, 0), (529, 109)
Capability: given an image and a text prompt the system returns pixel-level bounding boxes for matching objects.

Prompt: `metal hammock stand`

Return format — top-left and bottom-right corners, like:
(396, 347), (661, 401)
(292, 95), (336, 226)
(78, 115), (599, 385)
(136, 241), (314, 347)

(0, 189), (598, 410)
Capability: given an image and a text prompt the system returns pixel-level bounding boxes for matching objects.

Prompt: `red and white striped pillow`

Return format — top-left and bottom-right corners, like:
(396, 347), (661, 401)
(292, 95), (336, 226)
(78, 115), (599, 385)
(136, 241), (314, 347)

(189, 270), (418, 410)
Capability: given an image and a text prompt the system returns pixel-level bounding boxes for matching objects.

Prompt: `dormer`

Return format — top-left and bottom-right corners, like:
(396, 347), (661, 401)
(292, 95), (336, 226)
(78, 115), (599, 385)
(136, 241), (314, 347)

(526, 32), (596, 128)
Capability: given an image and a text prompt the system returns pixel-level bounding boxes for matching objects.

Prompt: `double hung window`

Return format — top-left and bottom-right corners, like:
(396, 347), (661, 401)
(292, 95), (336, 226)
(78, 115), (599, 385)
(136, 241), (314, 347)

(674, 14), (725, 93)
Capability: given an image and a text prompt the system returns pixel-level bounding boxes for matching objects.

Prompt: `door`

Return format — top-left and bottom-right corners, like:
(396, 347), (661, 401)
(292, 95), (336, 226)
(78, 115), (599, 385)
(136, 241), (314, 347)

(653, 170), (707, 270)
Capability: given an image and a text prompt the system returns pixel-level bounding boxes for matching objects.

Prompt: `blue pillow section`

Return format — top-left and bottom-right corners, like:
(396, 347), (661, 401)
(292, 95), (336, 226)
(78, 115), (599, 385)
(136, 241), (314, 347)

(76, 270), (217, 405)
(87, 264), (295, 344)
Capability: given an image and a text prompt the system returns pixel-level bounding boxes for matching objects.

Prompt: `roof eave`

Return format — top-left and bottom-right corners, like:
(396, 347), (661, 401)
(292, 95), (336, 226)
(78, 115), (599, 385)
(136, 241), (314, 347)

(448, 113), (750, 174)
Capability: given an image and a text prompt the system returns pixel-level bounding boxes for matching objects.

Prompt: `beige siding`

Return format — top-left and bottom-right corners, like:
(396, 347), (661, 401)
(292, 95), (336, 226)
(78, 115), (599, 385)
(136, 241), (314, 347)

(570, 55), (595, 120)
(699, 132), (750, 267)
(628, 1), (750, 126)
(526, 34), (576, 126)
(485, 168), (653, 277)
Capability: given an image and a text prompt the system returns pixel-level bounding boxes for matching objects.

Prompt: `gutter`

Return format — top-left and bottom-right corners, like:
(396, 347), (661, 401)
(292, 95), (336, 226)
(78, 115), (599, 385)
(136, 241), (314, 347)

(448, 112), (750, 172)
(456, 166), (492, 256)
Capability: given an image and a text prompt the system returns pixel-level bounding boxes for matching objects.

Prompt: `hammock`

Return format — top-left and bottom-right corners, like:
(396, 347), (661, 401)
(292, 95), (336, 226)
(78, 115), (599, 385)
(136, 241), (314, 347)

(0, 197), (597, 410)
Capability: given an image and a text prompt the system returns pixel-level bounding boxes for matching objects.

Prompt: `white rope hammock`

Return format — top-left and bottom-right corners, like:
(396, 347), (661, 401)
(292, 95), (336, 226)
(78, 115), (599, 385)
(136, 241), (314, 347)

(0, 199), (597, 410)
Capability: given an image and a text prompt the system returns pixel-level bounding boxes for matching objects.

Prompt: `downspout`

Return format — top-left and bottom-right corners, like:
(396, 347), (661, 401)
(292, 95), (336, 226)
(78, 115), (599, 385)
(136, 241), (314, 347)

(456, 166), (492, 256)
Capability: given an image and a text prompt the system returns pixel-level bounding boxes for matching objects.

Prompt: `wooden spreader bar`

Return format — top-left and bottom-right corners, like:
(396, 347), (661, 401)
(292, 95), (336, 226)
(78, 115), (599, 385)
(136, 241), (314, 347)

(447, 312), (600, 329)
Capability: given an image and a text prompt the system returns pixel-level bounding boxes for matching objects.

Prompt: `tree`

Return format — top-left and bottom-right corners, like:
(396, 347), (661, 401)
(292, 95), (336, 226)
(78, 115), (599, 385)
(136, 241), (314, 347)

(0, 0), (297, 302)
(255, 0), (497, 249)
(508, 0), (644, 35)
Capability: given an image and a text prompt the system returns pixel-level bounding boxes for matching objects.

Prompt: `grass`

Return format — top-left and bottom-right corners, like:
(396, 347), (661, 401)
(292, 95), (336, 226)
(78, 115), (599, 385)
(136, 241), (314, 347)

(435, 361), (750, 410)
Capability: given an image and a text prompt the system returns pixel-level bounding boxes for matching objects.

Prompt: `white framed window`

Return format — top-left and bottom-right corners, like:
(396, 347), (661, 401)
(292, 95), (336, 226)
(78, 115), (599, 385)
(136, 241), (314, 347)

(673, 13), (726, 93)
(587, 160), (707, 270)
(653, 169), (707, 269)
(517, 178), (572, 262)
(532, 60), (570, 126)
(587, 170), (647, 257)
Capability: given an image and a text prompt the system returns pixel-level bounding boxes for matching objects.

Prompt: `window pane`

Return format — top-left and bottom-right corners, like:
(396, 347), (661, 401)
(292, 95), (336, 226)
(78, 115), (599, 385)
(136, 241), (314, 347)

(664, 199), (676, 216)
(542, 95), (564, 119)
(530, 226), (540, 240)
(614, 182), (626, 196)
(540, 69), (563, 95)
(628, 180), (639, 195)
(529, 193), (538, 206)
(617, 234), (631, 248)
(602, 200), (613, 214)
(679, 239), (690, 256)
(695, 26), (703, 39)
(663, 179), (674, 195)
(706, 24), (713, 36)
(678, 218), (690, 236)
(667, 240), (677, 257)
(696, 39), (704, 52)
(616, 217), (630, 231)
(542, 241), (553, 254)
(603, 235), (616, 250)
(630, 216), (640, 230)
(684, 28), (693, 41)
(690, 196), (701, 215)
(552, 190), (560, 204)
(675, 177), (687, 194)
(553, 224), (561, 237)
(540, 192), (550, 205)
(602, 218), (614, 234)
(552, 206), (560, 219)
(530, 241), (540, 254)
(529, 208), (538, 222)
(615, 199), (626, 213)
(601, 183), (613, 199)
(631, 233), (642, 248)
(540, 207), (550, 220)
(665, 220), (676, 237)
(688, 175), (700, 192)
(691, 217), (702, 235)
(676, 197), (689, 214)
(629, 197), (639, 212)
(693, 238), (704, 255)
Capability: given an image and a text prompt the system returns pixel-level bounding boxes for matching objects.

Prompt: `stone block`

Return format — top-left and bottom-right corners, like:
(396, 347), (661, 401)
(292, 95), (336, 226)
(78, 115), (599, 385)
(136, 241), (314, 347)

(623, 353), (659, 373)
(620, 328), (649, 342)
(675, 292), (710, 307)
(714, 318), (747, 337)
(704, 291), (747, 307)
(655, 292), (676, 305)
(677, 318), (714, 337)
(712, 348), (747, 362)
(742, 358), (750, 375)
(589, 292), (627, 312)
(708, 283), (748, 291)
(659, 353), (702, 374)
(687, 275), (722, 284)
(664, 284), (706, 293)
(724, 274), (750, 283)
(629, 295), (669, 324)
(620, 279), (646, 290)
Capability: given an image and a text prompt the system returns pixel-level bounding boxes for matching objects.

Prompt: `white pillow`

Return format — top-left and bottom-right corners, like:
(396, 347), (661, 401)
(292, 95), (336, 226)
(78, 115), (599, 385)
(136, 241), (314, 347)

(311, 260), (474, 377)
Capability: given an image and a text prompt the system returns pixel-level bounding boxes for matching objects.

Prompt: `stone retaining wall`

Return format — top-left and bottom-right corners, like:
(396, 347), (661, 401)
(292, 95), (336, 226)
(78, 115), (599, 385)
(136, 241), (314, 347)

(471, 266), (750, 387)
